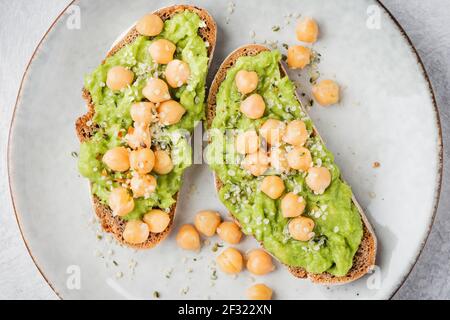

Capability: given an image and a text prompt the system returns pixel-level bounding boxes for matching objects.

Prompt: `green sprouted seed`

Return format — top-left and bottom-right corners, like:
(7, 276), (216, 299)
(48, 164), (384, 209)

(211, 242), (223, 252)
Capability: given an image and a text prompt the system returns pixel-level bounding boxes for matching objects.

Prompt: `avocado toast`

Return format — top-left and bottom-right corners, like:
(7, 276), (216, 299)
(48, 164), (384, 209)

(206, 45), (376, 284)
(76, 5), (216, 249)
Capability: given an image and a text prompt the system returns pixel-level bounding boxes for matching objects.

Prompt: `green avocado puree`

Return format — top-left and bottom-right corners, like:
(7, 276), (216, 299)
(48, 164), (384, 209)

(78, 11), (208, 220)
(207, 50), (363, 276)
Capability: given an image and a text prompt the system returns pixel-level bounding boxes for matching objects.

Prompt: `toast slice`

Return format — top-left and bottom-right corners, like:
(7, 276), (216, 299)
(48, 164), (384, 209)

(76, 5), (216, 249)
(207, 45), (377, 284)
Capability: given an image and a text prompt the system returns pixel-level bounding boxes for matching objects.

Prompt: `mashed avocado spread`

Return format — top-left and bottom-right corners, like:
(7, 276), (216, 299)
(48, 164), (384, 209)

(207, 50), (363, 276)
(78, 11), (208, 220)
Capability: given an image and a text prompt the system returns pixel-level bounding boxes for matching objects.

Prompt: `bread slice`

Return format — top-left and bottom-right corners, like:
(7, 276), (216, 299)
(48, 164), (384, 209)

(75, 5), (217, 249)
(207, 44), (377, 284)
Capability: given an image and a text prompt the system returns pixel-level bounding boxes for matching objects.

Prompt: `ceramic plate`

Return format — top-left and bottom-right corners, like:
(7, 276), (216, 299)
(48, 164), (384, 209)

(8, 0), (442, 299)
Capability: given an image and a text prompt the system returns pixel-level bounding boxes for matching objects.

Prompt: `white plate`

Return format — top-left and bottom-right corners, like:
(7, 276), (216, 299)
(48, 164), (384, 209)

(8, 0), (442, 299)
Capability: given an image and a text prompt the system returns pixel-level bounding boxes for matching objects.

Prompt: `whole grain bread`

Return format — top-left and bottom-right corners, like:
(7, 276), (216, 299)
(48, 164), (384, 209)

(75, 5), (217, 249)
(206, 45), (377, 284)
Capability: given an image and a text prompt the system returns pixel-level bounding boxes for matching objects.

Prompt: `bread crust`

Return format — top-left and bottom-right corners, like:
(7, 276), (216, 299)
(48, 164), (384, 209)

(206, 45), (377, 284)
(75, 5), (217, 249)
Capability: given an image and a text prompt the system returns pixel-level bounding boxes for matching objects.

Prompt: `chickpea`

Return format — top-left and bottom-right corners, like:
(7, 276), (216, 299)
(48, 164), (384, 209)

(142, 78), (171, 103)
(296, 17), (319, 43)
(108, 187), (134, 217)
(312, 79), (340, 106)
(123, 220), (150, 244)
(281, 192), (306, 218)
(306, 166), (332, 194)
(246, 284), (273, 300)
(240, 94), (266, 119)
(125, 124), (151, 149)
(236, 130), (259, 155)
(130, 174), (157, 198)
(165, 59), (191, 88)
(153, 150), (174, 175)
(259, 119), (286, 146)
(287, 45), (312, 69)
(216, 247), (244, 274)
(242, 151), (269, 176)
(148, 39), (176, 64)
(129, 148), (155, 174)
(269, 148), (290, 173)
(260, 176), (285, 200)
(194, 210), (221, 237)
(246, 249), (275, 275)
(286, 146), (312, 172)
(176, 224), (201, 251)
(143, 209), (170, 233)
(235, 70), (259, 94)
(136, 13), (164, 37)
(130, 102), (154, 126)
(157, 100), (186, 126)
(288, 216), (315, 241)
(217, 221), (243, 244)
(102, 146), (130, 172)
(106, 66), (134, 91)
(283, 120), (309, 146)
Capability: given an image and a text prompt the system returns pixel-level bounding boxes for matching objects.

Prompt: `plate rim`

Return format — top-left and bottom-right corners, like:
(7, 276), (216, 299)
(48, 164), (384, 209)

(6, 0), (444, 300)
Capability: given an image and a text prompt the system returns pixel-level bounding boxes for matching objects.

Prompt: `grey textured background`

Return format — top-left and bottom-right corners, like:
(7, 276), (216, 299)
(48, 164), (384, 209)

(0, 0), (448, 299)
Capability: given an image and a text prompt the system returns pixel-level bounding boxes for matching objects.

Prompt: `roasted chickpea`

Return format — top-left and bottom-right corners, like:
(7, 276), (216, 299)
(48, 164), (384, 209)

(242, 151), (270, 176)
(136, 13), (164, 37)
(123, 220), (150, 244)
(143, 209), (170, 233)
(108, 187), (134, 217)
(217, 221), (243, 244)
(296, 17), (319, 43)
(269, 148), (290, 173)
(312, 79), (340, 106)
(306, 166), (331, 194)
(102, 146), (130, 172)
(125, 125), (151, 149)
(176, 224), (201, 251)
(130, 174), (157, 198)
(165, 59), (191, 88)
(240, 94), (266, 119)
(286, 146), (312, 171)
(288, 216), (315, 241)
(236, 130), (260, 155)
(260, 176), (285, 200)
(287, 45), (312, 69)
(259, 119), (286, 146)
(153, 150), (174, 175)
(129, 148), (155, 174)
(246, 284), (273, 300)
(235, 70), (259, 94)
(194, 210), (221, 237)
(283, 120), (309, 146)
(246, 249), (275, 275)
(106, 66), (134, 91)
(157, 100), (186, 126)
(281, 192), (306, 218)
(148, 39), (176, 64)
(216, 247), (244, 274)
(142, 78), (171, 103)
(130, 102), (154, 125)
